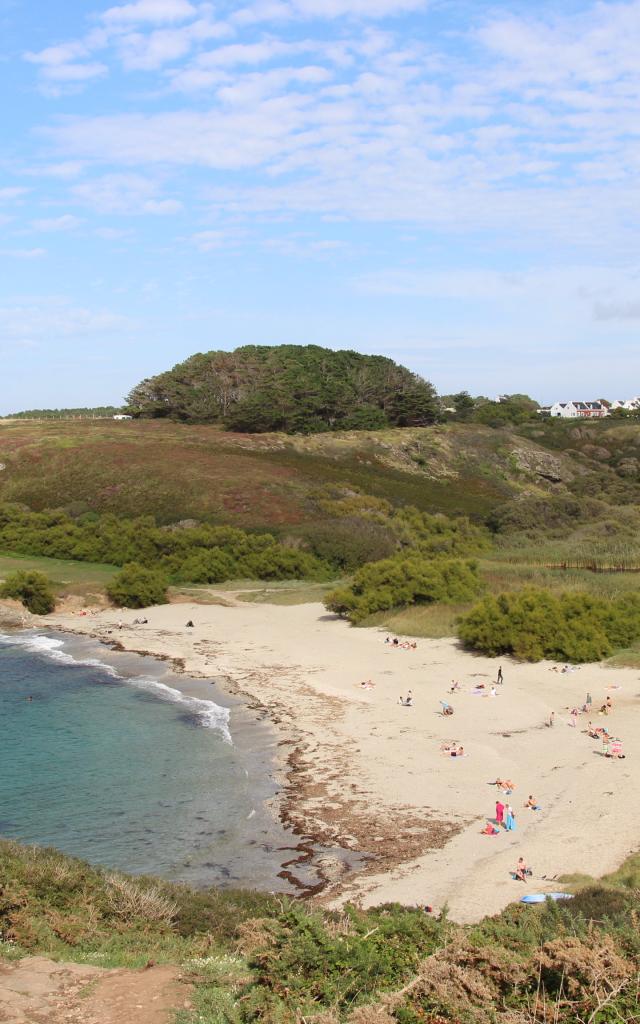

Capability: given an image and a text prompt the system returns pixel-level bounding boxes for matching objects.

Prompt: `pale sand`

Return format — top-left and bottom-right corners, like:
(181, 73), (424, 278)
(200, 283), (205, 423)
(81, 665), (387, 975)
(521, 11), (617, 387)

(46, 600), (640, 922)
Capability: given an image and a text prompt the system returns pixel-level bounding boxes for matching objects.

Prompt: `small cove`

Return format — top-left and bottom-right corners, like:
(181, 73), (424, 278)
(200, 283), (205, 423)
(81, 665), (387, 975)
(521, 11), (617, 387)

(0, 629), (345, 892)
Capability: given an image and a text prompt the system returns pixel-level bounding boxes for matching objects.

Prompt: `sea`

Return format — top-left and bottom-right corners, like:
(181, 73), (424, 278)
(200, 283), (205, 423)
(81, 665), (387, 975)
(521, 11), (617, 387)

(0, 629), (329, 892)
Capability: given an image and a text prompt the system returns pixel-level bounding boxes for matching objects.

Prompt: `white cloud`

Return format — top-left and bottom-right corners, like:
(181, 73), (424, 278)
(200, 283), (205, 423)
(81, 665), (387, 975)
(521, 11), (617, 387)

(0, 187), (29, 201)
(235, 0), (430, 22)
(0, 248), (47, 259)
(42, 62), (108, 83)
(191, 229), (225, 250)
(292, 0), (430, 15)
(32, 214), (83, 231)
(115, 16), (230, 70)
(0, 297), (130, 343)
(71, 173), (183, 214)
(25, 40), (90, 67)
(100, 0), (197, 25)
(94, 226), (134, 239)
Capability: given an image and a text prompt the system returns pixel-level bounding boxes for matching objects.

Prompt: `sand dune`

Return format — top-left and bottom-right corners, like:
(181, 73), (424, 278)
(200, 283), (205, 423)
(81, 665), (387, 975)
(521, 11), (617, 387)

(47, 600), (640, 921)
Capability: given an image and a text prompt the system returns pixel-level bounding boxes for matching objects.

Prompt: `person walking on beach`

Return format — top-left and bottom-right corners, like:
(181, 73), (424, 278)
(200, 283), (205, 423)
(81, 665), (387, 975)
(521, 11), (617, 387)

(495, 800), (505, 828)
(548, 711), (555, 728)
(570, 708), (578, 728)
(505, 804), (516, 831)
(585, 692), (592, 712)
(497, 666), (504, 685)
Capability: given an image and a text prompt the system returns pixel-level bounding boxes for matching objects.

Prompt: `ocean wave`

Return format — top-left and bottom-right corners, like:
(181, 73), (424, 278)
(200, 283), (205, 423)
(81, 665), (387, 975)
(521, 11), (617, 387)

(0, 632), (122, 676)
(127, 676), (232, 742)
(0, 631), (231, 742)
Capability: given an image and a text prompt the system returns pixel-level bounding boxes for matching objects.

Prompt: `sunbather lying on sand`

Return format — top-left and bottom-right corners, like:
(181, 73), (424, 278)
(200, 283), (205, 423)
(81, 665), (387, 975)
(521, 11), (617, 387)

(494, 778), (516, 793)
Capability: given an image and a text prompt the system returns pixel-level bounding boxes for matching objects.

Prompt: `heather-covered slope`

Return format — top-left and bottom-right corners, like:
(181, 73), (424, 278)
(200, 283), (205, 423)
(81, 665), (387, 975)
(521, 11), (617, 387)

(0, 418), (585, 529)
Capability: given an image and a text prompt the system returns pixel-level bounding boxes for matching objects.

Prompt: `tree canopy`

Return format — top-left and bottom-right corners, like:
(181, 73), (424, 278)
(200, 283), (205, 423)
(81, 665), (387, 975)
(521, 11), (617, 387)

(126, 344), (439, 433)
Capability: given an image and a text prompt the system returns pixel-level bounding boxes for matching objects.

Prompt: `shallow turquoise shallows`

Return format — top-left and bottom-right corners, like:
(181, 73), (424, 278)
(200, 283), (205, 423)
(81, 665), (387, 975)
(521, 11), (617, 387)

(0, 630), (295, 890)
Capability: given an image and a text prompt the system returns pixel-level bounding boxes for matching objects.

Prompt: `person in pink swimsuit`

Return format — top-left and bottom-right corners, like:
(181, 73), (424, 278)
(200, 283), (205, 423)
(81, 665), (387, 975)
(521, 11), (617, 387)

(495, 800), (505, 827)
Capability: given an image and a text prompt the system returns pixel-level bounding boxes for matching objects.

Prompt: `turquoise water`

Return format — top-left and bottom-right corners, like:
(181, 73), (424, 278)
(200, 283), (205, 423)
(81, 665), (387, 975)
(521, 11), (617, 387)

(0, 630), (302, 890)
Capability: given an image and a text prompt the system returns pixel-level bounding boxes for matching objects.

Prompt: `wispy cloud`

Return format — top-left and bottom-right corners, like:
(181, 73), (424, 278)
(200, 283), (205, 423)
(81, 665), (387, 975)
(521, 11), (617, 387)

(71, 173), (183, 214)
(32, 214), (83, 231)
(100, 0), (197, 25)
(0, 248), (47, 259)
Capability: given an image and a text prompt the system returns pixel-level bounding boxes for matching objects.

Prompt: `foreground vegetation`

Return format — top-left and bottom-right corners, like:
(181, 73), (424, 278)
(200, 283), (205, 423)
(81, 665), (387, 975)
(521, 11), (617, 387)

(1, 839), (639, 1023)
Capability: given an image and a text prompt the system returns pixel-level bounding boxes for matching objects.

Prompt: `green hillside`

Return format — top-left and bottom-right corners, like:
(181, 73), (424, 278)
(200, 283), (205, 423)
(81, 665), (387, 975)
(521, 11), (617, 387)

(0, 417), (585, 528)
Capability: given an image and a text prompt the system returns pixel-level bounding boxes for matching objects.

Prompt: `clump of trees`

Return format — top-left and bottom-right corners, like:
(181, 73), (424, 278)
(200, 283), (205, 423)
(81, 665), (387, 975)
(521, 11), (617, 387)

(127, 344), (439, 433)
(106, 563), (169, 608)
(0, 504), (326, 585)
(458, 589), (640, 662)
(325, 555), (481, 623)
(441, 392), (539, 427)
(0, 570), (55, 615)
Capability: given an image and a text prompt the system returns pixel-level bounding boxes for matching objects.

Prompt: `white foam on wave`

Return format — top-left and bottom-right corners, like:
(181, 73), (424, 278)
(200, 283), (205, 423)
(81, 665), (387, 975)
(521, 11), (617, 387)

(0, 631), (232, 743)
(0, 632), (122, 677)
(129, 676), (232, 743)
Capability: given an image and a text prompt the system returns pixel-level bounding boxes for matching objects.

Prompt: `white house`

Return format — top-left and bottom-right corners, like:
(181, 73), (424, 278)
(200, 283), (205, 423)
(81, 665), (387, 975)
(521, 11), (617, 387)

(610, 397), (640, 411)
(547, 401), (608, 419)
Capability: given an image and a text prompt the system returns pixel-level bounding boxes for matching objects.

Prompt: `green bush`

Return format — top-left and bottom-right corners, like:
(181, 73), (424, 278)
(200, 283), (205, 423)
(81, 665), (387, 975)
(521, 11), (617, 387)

(0, 503), (328, 586)
(306, 516), (398, 570)
(0, 570), (55, 614)
(325, 554), (481, 624)
(106, 563), (169, 608)
(458, 589), (640, 662)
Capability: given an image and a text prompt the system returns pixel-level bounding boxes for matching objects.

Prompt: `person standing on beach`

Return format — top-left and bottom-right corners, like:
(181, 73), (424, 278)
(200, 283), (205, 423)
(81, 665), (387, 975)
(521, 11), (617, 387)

(570, 708), (578, 728)
(505, 804), (516, 830)
(497, 666), (504, 685)
(495, 800), (505, 827)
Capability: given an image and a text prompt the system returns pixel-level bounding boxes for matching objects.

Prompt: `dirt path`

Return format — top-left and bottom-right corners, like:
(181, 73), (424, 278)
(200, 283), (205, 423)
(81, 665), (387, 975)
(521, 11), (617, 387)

(0, 956), (192, 1024)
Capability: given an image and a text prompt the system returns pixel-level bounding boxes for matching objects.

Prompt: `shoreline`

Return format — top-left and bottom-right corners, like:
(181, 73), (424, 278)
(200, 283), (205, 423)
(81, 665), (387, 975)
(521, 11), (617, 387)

(1, 619), (361, 898)
(29, 600), (640, 921)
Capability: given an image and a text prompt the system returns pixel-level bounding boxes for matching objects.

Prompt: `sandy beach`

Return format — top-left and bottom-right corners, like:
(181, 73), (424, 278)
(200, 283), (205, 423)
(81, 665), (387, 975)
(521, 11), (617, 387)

(44, 599), (640, 922)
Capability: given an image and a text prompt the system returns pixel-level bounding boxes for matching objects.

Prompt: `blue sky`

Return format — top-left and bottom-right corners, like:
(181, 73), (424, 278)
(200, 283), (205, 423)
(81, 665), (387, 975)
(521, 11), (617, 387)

(2, 0), (640, 412)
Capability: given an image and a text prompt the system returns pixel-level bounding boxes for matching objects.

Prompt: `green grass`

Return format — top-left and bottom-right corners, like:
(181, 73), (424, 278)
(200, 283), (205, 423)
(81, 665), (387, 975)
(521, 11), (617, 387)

(234, 580), (340, 605)
(0, 552), (119, 587)
(360, 602), (471, 638)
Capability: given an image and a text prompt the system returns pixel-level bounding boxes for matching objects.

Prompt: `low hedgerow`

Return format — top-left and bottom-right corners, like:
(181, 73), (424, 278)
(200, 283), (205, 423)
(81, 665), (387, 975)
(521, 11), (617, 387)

(457, 589), (640, 662)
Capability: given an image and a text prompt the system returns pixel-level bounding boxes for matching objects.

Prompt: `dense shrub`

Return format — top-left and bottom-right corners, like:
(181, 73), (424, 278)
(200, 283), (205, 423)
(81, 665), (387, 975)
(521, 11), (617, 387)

(313, 490), (489, 559)
(106, 563), (169, 608)
(0, 569), (55, 614)
(0, 503), (327, 585)
(325, 555), (481, 623)
(458, 589), (640, 662)
(305, 516), (398, 570)
(250, 902), (444, 1012)
(488, 495), (608, 535)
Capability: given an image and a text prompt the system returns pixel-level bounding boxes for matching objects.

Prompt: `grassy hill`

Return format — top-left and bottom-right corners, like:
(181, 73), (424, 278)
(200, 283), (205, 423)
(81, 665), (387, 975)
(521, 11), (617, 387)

(0, 418), (591, 529)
